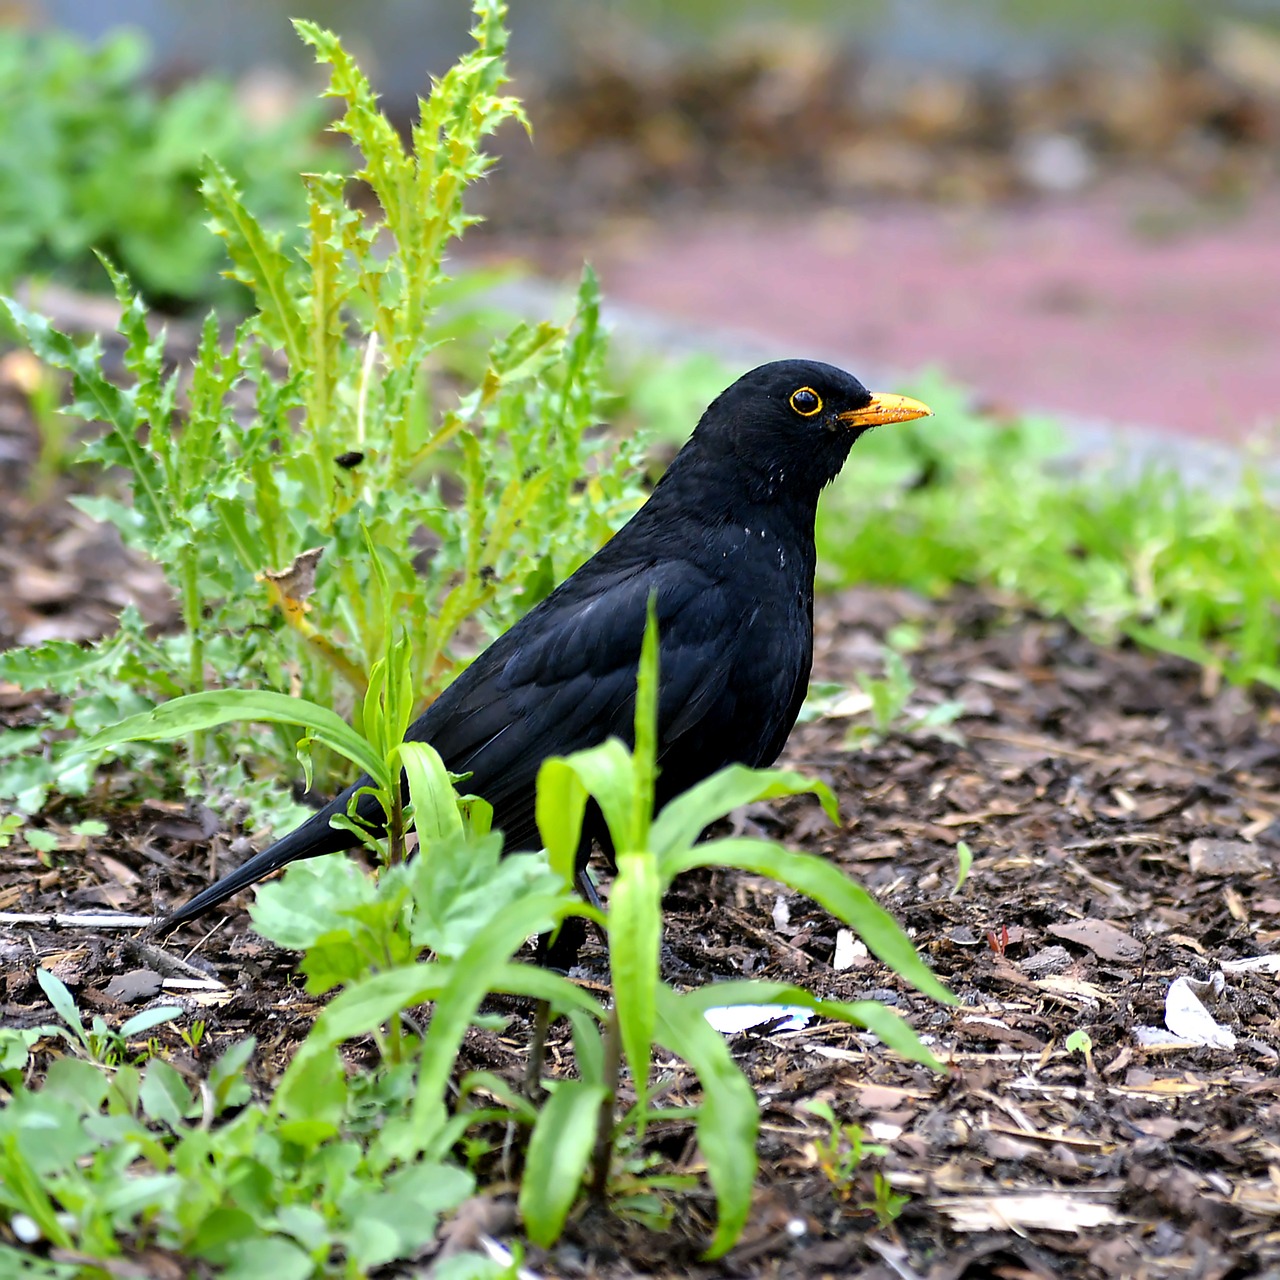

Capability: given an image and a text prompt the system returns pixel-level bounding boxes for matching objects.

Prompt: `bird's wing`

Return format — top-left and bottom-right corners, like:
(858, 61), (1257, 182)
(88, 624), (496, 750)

(406, 557), (733, 848)
(162, 557), (735, 928)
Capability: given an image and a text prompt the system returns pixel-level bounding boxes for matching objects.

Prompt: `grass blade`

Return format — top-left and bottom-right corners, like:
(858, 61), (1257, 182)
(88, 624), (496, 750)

(664, 837), (954, 1005)
(656, 985), (757, 1259)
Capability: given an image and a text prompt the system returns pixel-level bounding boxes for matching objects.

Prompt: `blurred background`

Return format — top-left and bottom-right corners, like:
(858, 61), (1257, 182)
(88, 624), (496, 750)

(5, 0), (1280, 442)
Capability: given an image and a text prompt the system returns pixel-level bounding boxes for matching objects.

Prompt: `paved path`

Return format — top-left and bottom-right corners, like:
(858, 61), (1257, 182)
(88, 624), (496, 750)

(519, 195), (1280, 446)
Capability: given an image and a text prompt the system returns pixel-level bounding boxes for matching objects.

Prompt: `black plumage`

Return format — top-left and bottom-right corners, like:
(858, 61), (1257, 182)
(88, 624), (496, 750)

(163, 359), (930, 932)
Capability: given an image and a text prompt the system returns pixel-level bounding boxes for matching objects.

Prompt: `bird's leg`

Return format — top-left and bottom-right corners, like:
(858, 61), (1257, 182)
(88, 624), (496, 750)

(525, 867), (604, 1094)
(575, 865), (604, 915)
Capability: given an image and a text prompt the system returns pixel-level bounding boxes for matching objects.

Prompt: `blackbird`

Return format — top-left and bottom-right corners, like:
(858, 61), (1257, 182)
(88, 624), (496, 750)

(163, 360), (930, 937)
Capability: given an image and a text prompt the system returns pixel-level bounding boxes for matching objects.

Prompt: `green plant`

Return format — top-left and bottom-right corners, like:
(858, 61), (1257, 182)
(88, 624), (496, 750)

(34, 968), (182, 1068)
(815, 374), (1280, 690)
(1065, 1027), (1096, 1072)
(83, 602), (950, 1260)
(842, 643), (965, 749)
(0, 27), (331, 308)
(803, 1100), (910, 1226)
(803, 1099), (888, 1190)
(179, 1020), (207, 1052)
(953, 840), (973, 894)
(871, 1170), (910, 1228)
(0, 1), (646, 818)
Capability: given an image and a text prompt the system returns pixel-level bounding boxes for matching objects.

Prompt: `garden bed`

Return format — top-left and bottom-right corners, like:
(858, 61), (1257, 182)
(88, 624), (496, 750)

(3, 430), (1277, 1277)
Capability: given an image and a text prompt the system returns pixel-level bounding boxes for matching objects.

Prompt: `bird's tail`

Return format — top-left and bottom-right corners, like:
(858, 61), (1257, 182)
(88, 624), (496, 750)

(158, 777), (383, 930)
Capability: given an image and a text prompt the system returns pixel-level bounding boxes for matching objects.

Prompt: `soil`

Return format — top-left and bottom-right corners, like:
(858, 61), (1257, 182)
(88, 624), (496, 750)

(2, 326), (1280, 1280)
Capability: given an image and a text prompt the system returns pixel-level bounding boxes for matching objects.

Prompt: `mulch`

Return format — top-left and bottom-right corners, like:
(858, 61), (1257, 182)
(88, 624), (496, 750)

(2, 349), (1280, 1280)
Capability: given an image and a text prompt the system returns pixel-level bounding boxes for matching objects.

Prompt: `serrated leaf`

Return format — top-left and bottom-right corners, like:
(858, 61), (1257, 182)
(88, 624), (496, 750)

(201, 159), (303, 365)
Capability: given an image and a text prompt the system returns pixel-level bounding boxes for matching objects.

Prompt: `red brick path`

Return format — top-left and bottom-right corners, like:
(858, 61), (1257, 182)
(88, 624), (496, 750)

(567, 196), (1280, 444)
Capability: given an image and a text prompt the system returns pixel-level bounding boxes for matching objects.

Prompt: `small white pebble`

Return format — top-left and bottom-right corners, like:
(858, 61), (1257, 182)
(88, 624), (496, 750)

(833, 929), (866, 971)
(772, 895), (791, 931)
(12, 1214), (40, 1244)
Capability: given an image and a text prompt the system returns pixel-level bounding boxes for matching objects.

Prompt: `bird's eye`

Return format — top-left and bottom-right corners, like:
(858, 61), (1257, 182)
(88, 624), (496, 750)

(789, 387), (822, 417)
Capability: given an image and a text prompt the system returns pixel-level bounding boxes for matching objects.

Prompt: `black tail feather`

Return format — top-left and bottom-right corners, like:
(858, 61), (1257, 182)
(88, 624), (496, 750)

(158, 778), (383, 930)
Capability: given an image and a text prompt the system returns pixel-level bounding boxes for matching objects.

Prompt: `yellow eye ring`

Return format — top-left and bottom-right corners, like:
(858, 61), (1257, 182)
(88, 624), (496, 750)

(789, 386), (822, 416)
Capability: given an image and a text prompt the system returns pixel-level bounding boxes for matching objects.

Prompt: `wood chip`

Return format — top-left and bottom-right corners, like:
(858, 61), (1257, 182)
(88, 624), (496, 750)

(1047, 918), (1143, 962)
(935, 1193), (1127, 1232)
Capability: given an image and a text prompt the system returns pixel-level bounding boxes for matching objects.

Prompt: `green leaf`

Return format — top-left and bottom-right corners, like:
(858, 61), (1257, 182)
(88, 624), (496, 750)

(0, 1137), (75, 1249)
(408, 832), (564, 961)
(542, 739), (635, 856)
(519, 1079), (607, 1247)
(79, 688), (389, 789)
(650, 766), (838, 858)
(202, 159), (304, 366)
(399, 740), (464, 846)
(220, 1236), (314, 1280)
(630, 596), (660, 849)
(250, 853), (393, 954)
(406, 892), (576, 1160)
(275, 966), (448, 1118)
(24, 829), (58, 854)
(35, 968), (85, 1043)
(207, 1037), (255, 1114)
(682, 980), (942, 1070)
(656, 986), (758, 1259)
(140, 1058), (193, 1127)
(340, 1162), (474, 1270)
(275, 1056), (345, 1140)
(534, 758), (588, 889)
(485, 962), (608, 1024)
(0, 628), (131, 696)
(120, 1004), (183, 1039)
(664, 837), (954, 1006)
(609, 850), (661, 1126)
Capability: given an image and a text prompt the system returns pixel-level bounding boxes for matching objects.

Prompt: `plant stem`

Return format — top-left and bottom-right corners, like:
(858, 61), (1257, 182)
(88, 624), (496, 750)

(389, 779), (405, 865)
(590, 1007), (621, 1204)
(180, 549), (206, 761)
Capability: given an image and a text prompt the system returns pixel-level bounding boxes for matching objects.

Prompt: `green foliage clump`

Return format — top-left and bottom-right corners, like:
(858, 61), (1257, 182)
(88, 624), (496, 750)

(0, 27), (331, 308)
(6, 607), (948, 1270)
(817, 373), (1280, 689)
(0, 2), (647, 816)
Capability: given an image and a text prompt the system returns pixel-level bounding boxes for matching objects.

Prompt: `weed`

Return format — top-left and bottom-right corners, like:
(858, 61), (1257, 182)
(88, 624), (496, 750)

(953, 840), (974, 894)
(66, 600), (950, 1264)
(34, 968), (182, 1068)
(871, 1171), (910, 1228)
(0, 1), (646, 821)
(804, 1100), (889, 1191)
(832, 642), (965, 749)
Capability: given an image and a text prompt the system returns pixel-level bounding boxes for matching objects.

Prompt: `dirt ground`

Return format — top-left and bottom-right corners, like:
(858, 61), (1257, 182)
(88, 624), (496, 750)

(4, 455), (1280, 1279)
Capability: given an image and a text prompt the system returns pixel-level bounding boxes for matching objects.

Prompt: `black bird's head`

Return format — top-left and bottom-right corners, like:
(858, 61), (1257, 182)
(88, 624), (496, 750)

(688, 359), (932, 502)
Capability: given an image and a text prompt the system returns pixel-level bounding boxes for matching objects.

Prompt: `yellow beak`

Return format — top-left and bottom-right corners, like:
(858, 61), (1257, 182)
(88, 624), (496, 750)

(837, 392), (933, 429)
